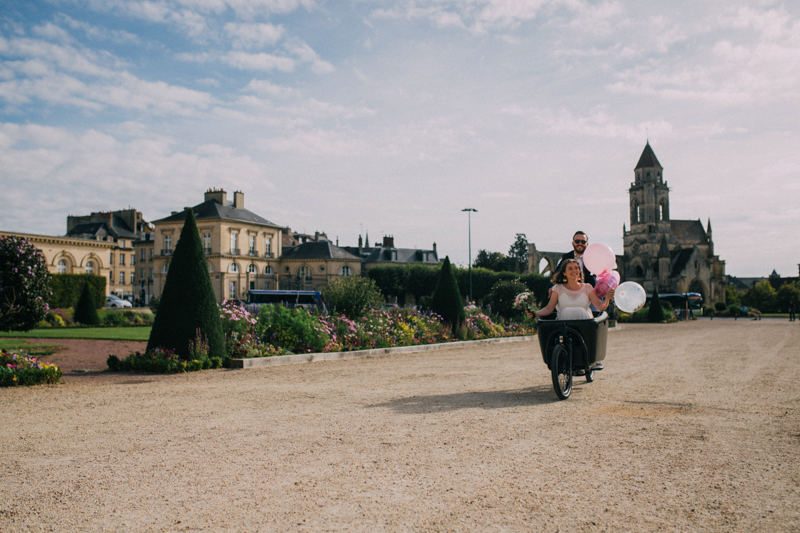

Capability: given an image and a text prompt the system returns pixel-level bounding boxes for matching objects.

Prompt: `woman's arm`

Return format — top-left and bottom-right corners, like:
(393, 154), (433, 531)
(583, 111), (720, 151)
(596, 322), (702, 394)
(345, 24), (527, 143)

(531, 289), (559, 318)
(589, 286), (615, 311)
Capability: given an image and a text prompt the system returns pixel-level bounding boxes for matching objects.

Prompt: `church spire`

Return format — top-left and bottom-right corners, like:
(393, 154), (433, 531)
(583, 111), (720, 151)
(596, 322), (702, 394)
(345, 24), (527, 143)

(635, 141), (663, 170)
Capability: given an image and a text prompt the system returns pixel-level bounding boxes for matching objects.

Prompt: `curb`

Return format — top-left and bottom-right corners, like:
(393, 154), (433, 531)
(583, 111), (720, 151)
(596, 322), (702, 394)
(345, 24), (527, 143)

(231, 325), (622, 369)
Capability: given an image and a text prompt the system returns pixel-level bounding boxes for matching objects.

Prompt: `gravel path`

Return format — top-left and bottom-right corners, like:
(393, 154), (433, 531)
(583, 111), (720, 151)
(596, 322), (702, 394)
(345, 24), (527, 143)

(1, 320), (799, 532)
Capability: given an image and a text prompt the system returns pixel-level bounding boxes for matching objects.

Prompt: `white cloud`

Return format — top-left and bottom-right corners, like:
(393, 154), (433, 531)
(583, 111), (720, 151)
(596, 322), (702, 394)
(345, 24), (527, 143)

(243, 79), (295, 97)
(283, 38), (334, 73)
(257, 129), (367, 156)
(224, 22), (284, 49)
(222, 50), (296, 71)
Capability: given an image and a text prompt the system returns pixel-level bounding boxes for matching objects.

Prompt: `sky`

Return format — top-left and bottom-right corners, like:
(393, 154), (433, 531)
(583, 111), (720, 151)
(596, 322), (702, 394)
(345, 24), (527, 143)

(1, 0), (798, 278)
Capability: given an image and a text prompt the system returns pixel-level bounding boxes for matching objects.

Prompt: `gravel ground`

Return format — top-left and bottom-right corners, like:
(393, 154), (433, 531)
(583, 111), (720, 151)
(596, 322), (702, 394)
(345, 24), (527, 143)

(1, 320), (799, 532)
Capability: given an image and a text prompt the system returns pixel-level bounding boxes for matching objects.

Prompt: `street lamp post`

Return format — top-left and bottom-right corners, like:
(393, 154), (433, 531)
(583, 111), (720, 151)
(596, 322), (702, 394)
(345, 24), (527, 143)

(462, 208), (478, 303)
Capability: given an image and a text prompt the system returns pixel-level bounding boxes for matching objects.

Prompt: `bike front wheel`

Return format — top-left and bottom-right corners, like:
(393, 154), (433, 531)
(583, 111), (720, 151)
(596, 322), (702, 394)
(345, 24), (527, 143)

(551, 344), (572, 400)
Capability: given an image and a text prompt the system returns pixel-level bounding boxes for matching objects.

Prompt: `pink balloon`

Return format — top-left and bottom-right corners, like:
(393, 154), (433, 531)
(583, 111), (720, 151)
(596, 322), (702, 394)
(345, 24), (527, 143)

(584, 243), (617, 275)
(594, 270), (620, 298)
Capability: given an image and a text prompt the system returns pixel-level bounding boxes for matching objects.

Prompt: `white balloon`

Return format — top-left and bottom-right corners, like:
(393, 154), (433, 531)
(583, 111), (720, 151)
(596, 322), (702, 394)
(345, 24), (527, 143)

(615, 281), (647, 313)
(583, 243), (617, 275)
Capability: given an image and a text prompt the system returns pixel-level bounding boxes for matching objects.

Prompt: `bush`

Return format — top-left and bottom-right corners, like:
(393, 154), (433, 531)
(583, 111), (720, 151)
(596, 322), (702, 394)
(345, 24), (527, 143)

(322, 275), (384, 319)
(0, 235), (52, 332)
(146, 209), (225, 361)
(618, 304), (675, 323)
(107, 346), (223, 374)
(648, 289), (664, 323)
(484, 279), (528, 320)
(74, 283), (100, 326)
(714, 302), (728, 312)
(255, 304), (330, 354)
(429, 256), (466, 330)
(0, 349), (63, 386)
(48, 274), (105, 309)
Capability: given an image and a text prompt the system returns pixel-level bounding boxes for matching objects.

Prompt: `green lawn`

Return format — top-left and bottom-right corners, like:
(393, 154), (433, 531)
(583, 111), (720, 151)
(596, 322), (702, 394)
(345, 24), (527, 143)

(0, 338), (63, 356)
(0, 327), (151, 341)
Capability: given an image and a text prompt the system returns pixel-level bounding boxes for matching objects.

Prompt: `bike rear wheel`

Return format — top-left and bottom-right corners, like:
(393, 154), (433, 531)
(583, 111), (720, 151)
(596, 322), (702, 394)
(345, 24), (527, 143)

(551, 344), (572, 400)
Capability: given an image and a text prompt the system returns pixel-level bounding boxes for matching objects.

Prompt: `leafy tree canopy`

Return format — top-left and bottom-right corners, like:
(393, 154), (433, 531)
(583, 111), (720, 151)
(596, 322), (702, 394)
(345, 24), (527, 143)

(0, 235), (52, 332)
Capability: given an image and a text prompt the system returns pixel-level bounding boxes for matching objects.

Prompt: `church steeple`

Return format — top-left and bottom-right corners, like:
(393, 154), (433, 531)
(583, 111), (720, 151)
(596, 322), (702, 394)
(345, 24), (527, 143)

(629, 141), (670, 229)
(634, 141), (663, 170)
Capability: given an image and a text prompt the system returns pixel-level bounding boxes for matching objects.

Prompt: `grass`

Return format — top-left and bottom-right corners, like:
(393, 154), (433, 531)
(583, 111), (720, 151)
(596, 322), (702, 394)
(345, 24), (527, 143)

(0, 327), (151, 341)
(0, 338), (62, 356)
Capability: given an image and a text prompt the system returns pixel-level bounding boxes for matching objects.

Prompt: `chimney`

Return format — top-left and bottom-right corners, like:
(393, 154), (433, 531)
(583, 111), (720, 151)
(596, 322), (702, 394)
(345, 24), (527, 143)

(383, 235), (394, 248)
(358, 234), (363, 253)
(205, 188), (227, 206)
(233, 191), (244, 209)
(432, 242), (436, 252)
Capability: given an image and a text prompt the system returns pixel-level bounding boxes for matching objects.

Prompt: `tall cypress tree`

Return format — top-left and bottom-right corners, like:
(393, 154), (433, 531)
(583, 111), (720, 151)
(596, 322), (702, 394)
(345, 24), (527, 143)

(648, 288), (664, 323)
(74, 282), (100, 326)
(147, 209), (225, 360)
(429, 256), (466, 330)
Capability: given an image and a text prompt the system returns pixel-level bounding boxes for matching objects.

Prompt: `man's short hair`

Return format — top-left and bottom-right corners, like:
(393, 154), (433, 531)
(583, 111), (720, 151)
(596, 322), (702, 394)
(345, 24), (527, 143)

(572, 231), (588, 240)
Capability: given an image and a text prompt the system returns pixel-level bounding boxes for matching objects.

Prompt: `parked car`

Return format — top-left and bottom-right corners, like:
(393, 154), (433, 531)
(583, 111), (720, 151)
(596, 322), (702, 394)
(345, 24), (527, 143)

(105, 295), (132, 308)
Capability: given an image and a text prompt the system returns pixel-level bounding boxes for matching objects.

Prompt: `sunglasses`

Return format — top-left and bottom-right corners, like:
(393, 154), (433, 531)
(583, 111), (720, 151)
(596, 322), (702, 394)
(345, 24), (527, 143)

(573, 239), (587, 245)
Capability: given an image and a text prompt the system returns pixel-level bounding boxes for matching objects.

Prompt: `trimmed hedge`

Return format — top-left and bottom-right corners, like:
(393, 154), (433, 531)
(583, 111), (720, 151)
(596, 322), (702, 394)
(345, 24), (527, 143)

(429, 257), (466, 330)
(49, 274), (106, 309)
(74, 283), (100, 326)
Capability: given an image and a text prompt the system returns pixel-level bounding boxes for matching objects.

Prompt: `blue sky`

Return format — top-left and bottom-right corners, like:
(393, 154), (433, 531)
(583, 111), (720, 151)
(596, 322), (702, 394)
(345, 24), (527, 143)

(1, 0), (798, 278)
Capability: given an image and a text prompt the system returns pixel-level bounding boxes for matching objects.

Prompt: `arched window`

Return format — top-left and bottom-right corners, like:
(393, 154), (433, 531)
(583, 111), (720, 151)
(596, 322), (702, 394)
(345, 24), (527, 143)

(228, 263), (239, 273)
(339, 265), (353, 276)
(659, 200), (669, 221)
(632, 200), (640, 224)
(296, 266), (312, 283)
(85, 261), (94, 274)
(247, 264), (257, 274)
(57, 259), (67, 274)
(634, 265), (644, 277)
(264, 265), (273, 275)
(161, 263), (169, 274)
(208, 263), (214, 273)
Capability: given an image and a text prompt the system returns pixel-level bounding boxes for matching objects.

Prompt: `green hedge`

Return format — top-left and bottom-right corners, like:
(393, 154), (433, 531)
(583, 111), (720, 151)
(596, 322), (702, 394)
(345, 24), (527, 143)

(49, 274), (106, 309)
(367, 264), (550, 305)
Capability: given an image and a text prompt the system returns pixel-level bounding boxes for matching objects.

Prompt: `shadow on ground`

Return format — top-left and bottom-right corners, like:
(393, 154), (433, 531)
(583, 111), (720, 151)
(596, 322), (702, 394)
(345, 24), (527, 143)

(368, 384), (587, 413)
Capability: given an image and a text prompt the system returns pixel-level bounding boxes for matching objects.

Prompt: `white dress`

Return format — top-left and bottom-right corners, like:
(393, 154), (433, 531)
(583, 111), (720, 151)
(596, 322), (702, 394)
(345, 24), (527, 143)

(554, 284), (593, 320)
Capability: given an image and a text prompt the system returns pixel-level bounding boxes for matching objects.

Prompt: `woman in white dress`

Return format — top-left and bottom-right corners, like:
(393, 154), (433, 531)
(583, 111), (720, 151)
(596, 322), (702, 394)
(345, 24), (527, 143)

(533, 259), (614, 320)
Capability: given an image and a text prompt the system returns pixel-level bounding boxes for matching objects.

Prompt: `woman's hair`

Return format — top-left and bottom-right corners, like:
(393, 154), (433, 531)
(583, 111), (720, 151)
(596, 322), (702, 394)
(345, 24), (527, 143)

(551, 258), (584, 285)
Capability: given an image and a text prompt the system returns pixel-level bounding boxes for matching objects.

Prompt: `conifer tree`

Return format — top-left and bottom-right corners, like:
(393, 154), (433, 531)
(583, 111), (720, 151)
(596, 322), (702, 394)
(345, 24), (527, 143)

(74, 282), (100, 326)
(648, 288), (664, 323)
(147, 209), (225, 360)
(429, 256), (466, 330)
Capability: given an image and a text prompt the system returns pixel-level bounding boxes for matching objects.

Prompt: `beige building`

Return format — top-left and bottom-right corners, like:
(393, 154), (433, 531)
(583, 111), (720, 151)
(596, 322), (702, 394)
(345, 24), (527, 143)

(152, 189), (284, 303)
(0, 230), (115, 293)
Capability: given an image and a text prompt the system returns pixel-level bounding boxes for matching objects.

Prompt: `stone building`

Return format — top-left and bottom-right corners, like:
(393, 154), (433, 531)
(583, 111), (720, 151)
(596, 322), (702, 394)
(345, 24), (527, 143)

(528, 142), (727, 307)
(621, 142), (726, 306)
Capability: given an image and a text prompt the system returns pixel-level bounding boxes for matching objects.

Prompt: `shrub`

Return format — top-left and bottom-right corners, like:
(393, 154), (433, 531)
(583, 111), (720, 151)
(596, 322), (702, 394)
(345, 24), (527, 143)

(255, 304), (330, 354)
(74, 283), (101, 326)
(714, 302), (728, 312)
(322, 275), (384, 319)
(429, 256), (466, 330)
(146, 209), (225, 361)
(0, 235), (52, 332)
(107, 346), (223, 374)
(727, 304), (741, 317)
(484, 279), (528, 320)
(0, 349), (62, 386)
(648, 289), (664, 323)
(48, 274), (105, 309)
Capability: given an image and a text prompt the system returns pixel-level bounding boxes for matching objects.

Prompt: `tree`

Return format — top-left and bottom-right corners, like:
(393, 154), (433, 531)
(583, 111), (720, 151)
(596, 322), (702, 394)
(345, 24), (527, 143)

(647, 288), (664, 323)
(429, 256), (466, 330)
(474, 250), (509, 273)
(507, 234), (529, 274)
(74, 282), (100, 325)
(322, 275), (384, 319)
(146, 209), (226, 360)
(742, 280), (777, 313)
(0, 235), (52, 332)
(776, 281), (800, 313)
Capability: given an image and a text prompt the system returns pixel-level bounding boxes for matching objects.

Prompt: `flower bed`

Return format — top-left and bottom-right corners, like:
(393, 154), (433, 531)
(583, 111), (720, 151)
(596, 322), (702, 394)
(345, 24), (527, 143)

(0, 349), (63, 386)
(37, 308), (154, 328)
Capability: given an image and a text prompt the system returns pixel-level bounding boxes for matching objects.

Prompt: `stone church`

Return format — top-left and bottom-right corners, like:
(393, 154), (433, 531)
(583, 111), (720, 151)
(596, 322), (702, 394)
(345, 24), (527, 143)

(528, 142), (727, 307)
(621, 142), (726, 306)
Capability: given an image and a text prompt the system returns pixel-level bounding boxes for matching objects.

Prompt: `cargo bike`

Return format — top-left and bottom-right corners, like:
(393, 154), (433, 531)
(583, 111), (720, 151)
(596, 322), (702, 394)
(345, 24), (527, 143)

(536, 312), (609, 400)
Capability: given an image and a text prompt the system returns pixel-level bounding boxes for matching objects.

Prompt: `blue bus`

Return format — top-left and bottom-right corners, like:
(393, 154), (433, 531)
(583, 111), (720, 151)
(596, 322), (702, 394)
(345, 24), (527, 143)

(247, 290), (322, 311)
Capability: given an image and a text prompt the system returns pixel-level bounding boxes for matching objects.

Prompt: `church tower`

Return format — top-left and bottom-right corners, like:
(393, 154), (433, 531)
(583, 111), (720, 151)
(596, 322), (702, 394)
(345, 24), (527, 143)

(628, 141), (670, 236)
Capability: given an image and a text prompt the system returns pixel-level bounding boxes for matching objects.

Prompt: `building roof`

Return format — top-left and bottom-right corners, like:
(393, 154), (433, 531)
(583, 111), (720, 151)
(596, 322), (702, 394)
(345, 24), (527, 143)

(153, 199), (279, 226)
(359, 247), (440, 265)
(670, 248), (694, 277)
(280, 241), (362, 261)
(66, 215), (138, 240)
(670, 219), (709, 246)
(635, 142), (663, 170)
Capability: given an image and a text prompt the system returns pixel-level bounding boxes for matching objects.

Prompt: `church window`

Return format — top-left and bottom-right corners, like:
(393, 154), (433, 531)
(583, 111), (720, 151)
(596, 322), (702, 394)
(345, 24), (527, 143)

(634, 265), (644, 277)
